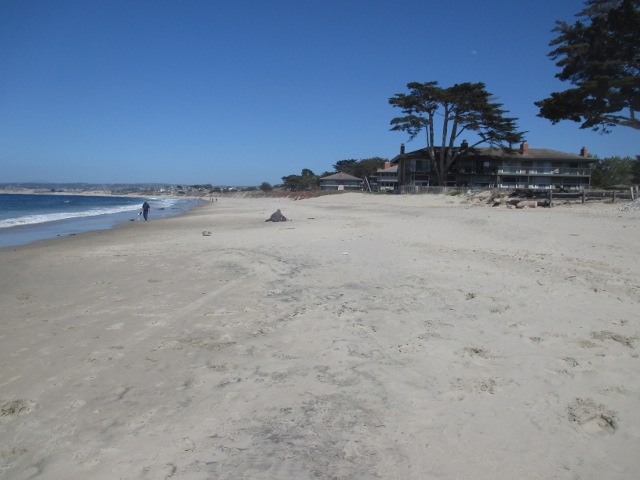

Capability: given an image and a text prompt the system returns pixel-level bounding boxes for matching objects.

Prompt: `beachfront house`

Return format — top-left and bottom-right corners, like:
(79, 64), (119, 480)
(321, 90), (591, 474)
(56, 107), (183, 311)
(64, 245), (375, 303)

(375, 162), (399, 191)
(320, 172), (364, 191)
(389, 142), (594, 191)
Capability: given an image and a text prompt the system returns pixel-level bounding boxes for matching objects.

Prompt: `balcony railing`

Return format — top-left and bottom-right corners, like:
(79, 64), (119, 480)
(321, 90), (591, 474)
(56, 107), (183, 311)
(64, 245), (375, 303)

(497, 183), (588, 190)
(495, 167), (590, 176)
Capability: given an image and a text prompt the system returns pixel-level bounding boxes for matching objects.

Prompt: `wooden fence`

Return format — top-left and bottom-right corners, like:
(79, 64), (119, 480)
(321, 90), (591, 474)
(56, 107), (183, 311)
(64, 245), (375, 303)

(397, 185), (639, 207)
(546, 189), (637, 206)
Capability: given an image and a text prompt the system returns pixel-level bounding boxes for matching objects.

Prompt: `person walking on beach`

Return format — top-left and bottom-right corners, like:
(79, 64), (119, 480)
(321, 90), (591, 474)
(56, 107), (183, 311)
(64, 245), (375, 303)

(142, 201), (150, 221)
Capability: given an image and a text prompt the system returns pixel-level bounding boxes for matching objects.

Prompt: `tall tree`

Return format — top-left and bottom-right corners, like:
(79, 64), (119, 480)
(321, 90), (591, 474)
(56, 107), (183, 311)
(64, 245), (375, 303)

(389, 81), (524, 186)
(535, 0), (640, 131)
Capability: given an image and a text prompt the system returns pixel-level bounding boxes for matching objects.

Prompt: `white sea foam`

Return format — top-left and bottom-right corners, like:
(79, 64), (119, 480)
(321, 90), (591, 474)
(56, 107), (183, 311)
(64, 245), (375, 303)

(149, 197), (180, 209)
(0, 204), (141, 228)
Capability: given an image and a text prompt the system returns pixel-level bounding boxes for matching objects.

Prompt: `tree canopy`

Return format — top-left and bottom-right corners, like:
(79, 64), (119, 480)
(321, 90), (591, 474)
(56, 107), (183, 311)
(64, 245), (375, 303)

(389, 81), (524, 186)
(590, 156), (636, 187)
(535, 0), (640, 131)
(281, 169), (320, 191)
(279, 158), (387, 192)
(332, 158), (387, 179)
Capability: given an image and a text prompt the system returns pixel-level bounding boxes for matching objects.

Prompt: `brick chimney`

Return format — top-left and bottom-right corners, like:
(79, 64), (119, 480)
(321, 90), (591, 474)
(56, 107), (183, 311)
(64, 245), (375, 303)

(580, 146), (588, 157)
(520, 142), (529, 155)
(461, 140), (468, 149)
(384, 161), (391, 169)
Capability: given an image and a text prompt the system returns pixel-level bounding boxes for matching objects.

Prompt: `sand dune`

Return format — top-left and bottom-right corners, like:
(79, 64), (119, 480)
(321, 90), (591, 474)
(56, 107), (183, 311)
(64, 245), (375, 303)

(1, 193), (639, 479)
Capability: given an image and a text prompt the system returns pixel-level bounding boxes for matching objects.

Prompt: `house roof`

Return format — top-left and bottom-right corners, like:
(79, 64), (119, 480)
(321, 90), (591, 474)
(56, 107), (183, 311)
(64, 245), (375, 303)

(391, 146), (593, 163)
(320, 172), (363, 181)
(476, 147), (591, 160)
(377, 164), (398, 173)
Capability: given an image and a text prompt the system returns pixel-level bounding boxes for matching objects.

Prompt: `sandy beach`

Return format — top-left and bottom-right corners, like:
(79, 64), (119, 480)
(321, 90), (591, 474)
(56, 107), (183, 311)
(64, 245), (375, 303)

(1, 193), (639, 479)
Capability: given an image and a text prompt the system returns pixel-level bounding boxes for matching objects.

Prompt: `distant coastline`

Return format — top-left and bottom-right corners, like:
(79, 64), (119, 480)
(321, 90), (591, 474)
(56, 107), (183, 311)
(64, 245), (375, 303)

(0, 182), (212, 198)
(0, 188), (146, 197)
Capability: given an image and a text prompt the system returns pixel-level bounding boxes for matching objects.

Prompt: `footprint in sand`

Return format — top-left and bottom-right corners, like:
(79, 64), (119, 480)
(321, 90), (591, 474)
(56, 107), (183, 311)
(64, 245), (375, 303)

(452, 377), (500, 395)
(591, 331), (636, 348)
(1, 399), (37, 418)
(576, 339), (598, 349)
(567, 398), (618, 433)
(207, 363), (229, 372)
(146, 320), (169, 327)
(181, 437), (196, 451)
(557, 357), (592, 377)
(66, 399), (86, 411)
(490, 306), (510, 314)
(337, 304), (365, 320)
(0, 446), (28, 469)
(463, 346), (492, 359)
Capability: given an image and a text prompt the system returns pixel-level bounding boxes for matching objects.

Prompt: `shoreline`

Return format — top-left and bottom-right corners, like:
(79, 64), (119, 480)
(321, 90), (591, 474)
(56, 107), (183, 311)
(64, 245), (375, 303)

(0, 194), (204, 249)
(1, 194), (638, 479)
(1, 197), (214, 252)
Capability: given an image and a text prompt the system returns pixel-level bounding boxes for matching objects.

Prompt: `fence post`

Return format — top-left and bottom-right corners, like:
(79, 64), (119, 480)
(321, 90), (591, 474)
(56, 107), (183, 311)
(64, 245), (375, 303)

(612, 191), (616, 203)
(549, 190), (553, 207)
(582, 190), (586, 204)
(631, 187), (635, 201)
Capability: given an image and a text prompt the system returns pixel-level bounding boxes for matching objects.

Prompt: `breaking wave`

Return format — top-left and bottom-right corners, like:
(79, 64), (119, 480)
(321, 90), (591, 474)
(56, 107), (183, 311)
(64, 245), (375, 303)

(0, 204), (142, 228)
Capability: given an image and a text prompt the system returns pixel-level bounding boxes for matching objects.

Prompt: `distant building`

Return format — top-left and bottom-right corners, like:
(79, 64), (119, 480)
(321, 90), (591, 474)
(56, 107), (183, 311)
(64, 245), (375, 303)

(320, 172), (364, 191)
(389, 142), (594, 190)
(375, 162), (399, 191)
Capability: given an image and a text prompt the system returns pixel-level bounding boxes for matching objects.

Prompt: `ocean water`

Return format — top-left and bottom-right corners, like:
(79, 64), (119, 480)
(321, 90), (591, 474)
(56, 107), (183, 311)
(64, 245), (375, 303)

(0, 194), (201, 248)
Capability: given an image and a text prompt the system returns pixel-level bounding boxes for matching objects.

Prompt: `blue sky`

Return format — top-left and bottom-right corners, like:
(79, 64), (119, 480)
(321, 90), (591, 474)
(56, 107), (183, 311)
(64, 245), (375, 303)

(1, 0), (637, 186)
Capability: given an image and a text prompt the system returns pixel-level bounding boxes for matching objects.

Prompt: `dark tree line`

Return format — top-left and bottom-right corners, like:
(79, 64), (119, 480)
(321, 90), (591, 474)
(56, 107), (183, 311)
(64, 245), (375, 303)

(280, 169), (321, 191)
(591, 155), (640, 188)
(279, 158), (387, 191)
(332, 158), (387, 179)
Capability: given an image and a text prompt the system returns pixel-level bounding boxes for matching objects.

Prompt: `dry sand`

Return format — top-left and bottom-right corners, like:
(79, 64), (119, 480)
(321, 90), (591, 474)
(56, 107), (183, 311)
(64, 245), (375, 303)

(1, 193), (639, 479)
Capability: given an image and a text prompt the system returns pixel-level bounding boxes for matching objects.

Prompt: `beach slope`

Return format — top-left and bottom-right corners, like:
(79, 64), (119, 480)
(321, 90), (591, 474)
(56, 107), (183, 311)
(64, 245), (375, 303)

(1, 194), (639, 479)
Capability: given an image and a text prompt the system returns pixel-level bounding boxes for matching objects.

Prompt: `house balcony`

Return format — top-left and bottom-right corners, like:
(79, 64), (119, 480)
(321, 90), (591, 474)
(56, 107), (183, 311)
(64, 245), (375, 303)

(498, 183), (587, 191)
(496, 167), (590, 176)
